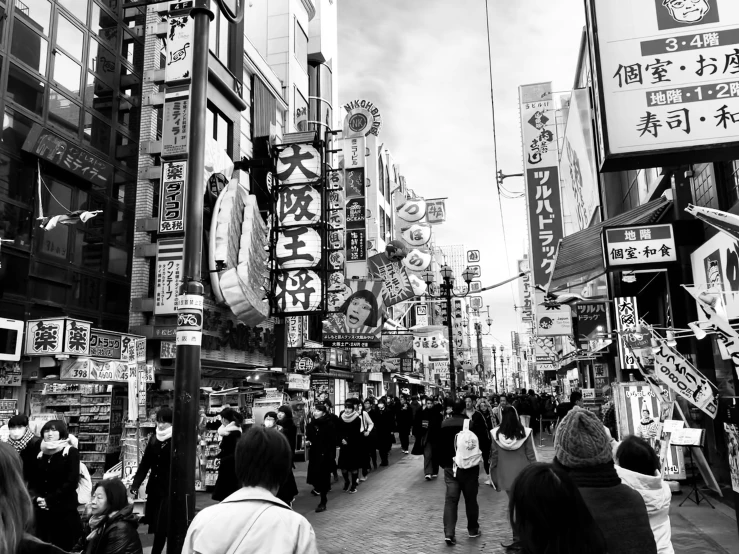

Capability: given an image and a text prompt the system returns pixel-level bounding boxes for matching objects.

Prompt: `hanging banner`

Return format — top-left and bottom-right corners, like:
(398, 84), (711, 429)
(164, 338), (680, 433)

(367, 252), (415, 307)
(615, 296), (640, 371)
(413, 328), (449, 356)
(396, 198), (427, 223)
(575, 302), (608, 342)
(653, 343), (719, 419)
(322, 280), (385, 348)
(159, 160), (187, 233)
(451, 298), (468, 352)
(402, 249), (432, 272)
(155, 238), (184, 315)
(165, 12), (194, 83)
(520, 82), (564, 287)
(415, 305), (429, 327)
(161, 98), (189, 158)
(604, 224), (677, 269)
(287, 317), (304, 348)
(426, 199), (447, 224)
(401, 223), (432, 247)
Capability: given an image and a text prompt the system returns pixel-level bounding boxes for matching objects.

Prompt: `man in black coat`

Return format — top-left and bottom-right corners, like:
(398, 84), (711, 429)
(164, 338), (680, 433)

(6, 414), (41, 484)
(396, 395), (414, 454)
(412, 397), (442, 479)
(305, 403), (337, 512)
(373, 398), (395, 466)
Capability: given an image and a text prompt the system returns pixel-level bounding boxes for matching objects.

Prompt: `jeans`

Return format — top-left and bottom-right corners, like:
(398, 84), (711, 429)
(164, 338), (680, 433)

(423, 441), (438, 476)
(443, 466), (479, 538)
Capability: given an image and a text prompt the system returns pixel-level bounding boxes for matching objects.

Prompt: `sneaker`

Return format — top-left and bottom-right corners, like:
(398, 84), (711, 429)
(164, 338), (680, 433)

(445, 536), (456, 546)
(315, 503), (327, 513)
(425, 474), (432, 481)
(468, 529), (481, 538)
(501, 540), (522, 550)
(431, 474), (438, 478)
(403, 450), (409, 454)
(348, 487), (357, 494)
(310, 489), (320, 496)
(359, 476), (367, 482)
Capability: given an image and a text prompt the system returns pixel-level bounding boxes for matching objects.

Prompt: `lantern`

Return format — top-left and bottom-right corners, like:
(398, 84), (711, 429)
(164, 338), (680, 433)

(402, 249), (432, 272)
(329, 190), (345, 210)
(275, 227), (321, 269)
(328, 250), (345, 271)
(273, 270), (322, 313)
(277, 185), (321, 226)
(328, 210), (345, 229)
(396, 198), (427, 223)
(327, 169), (344, 190)
(328, 230), (344, 250)
(276, 144), (321, 185)
(401, 223), (432, 246)
(327, 271), (346, 291)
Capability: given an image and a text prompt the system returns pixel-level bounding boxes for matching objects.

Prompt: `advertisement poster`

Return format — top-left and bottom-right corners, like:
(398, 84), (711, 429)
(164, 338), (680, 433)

(322, 280), (385, 348)
(381, 334), (414, 373)
(154, 238), (184, 315)
(0, 362), (21, 386)
(536, 301), (573, 337)
(367, 252), (414, 307)
(653, 344), (719, 418)
(724, 423), (739, 493)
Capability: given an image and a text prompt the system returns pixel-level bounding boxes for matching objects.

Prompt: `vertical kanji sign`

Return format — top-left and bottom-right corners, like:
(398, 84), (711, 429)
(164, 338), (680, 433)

(155, 239), (184, 315)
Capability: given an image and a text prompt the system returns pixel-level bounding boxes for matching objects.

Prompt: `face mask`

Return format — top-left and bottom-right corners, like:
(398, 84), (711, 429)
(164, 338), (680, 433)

(9, 429), (25, 440)
(264, 420), (275, 428)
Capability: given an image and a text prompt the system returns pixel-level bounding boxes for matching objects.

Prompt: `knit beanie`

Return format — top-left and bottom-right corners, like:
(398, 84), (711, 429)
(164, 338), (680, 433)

(554, 407), (613, 468)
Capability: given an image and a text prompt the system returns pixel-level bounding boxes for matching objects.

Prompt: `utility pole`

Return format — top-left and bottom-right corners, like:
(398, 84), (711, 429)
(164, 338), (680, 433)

(475, 322), (484, 382)
(444, 279), (457, 400)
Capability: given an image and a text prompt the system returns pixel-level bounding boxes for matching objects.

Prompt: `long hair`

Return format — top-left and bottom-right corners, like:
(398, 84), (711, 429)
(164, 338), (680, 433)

(93, 479), (130, 515)
(0, 442), (37, 554)
(510, 463), (607, 554)
(497, 406), (525, 441)
(617, 435), (660, 476)
(340, 289), (379, 326)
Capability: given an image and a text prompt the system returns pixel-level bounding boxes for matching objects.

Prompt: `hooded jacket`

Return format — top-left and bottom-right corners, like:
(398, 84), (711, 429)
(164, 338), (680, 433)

(74, 503), (143, 554)
(489, 426), (536, 491)
(616, 466), (674, 554)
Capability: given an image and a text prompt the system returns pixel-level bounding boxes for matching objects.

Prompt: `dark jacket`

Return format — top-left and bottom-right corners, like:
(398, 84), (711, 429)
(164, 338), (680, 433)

(306, 414), (337, 491)
(73, 504), (143, 554)
(131, 435), (171, 497)
(211, 429), (242, 502)
(18, 435), (42, 484)
(555, 459), (658, 554)
(395, 403), (414, 434)
(18, 537), (68, 554)
(373, 407), (395, 451)
(411, 406), (442, 455)
(438, 414), (477, 469)
(466, 409), (491, 451)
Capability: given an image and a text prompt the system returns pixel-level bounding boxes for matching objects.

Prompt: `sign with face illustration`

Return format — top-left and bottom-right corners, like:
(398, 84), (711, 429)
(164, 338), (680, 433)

(322, 280), (385, 348)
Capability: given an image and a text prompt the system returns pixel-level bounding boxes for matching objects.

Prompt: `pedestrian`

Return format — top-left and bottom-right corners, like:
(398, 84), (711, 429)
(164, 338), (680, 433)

(508, 462), (607, 554)
(542, 393), (557, 434)
(555, 390), (583, 424)
(5, 414), (42, 485)
(443, 398), (454, 419)
(357, 400), (375, 482)
(438, 400), (481, 545)
(492, 395), (508, 427)
(374, 398), (394, 466)
(183, 426), (319, 554)
(554, 407), (657, 554)
(72, 478), (143, 554)
(463, 394), (491, 475)
(0, 442), (68, 554)
(616, 436), (674, 554)
(337, 398), (363, 494)
(396, 395), (413, 454)
(489, 405), (537, 549)
(276, 405), (300, 505)
(477, 398), (494, 483)
(305, 403), (337, 513)
(322, 399), (341, 484)
(130, 407), (172, 554)
(412, 396), (442, 480)
(263, 411), (278, 428)
(211, 407), (243, 502)
(410, 395), (422, 421)
(28, 420), (83, 551)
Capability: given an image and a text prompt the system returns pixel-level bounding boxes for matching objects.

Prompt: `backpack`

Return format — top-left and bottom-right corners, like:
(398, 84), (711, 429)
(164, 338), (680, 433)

(78, 461), (92, 505)
(452, 419), (481, 476)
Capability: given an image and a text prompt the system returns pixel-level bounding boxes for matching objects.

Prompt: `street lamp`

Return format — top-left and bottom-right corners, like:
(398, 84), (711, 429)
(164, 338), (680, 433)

(491, 345), (497, 394)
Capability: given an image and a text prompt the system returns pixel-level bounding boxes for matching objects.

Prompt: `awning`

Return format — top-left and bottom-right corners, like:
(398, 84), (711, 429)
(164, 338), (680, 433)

(548, 196), (672, 293)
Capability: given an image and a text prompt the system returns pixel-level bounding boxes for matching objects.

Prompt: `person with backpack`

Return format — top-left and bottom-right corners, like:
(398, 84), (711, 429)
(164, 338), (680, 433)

(438, 399), (482, 546)
(490, 405), (537, 551)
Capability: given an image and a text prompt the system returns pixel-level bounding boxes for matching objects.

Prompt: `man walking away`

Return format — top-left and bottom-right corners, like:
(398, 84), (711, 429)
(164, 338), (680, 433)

(396, 395), (414, 454)
(439, 400), (481, 546)
(412, 397), (442, 479)
(183, 426), (318, 554)
(463, 394), (491, 472)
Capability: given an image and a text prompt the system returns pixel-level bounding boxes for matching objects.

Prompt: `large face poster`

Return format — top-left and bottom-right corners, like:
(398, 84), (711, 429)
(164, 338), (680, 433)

(322, 280), (384, 348)
(724, 423), (739, 493)
(589, 0), (739, 162)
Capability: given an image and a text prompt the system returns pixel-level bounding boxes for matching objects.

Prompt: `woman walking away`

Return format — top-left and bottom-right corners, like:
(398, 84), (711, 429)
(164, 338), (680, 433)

(0, 442), (68, 554)
(616, 436), (674, 554)
(212, 407), (243, 501)
(509, 462), (607, 554)
(412, 397), (442, 480)
(396, 395), (413, 454)
(374, 398), (394, 466)
(337, 398), (363, 493)
(275, 405), (299, 505)
(490, 406), (537, 551)
(29, 420), (83, 551)
(306, 403), (337, 512)
(357, 400), (374, 482)
(130, 407), (173, 554)
(6, 414), (42, 485)
(73, 478), (143, 554)
(554, 407), (657, 554)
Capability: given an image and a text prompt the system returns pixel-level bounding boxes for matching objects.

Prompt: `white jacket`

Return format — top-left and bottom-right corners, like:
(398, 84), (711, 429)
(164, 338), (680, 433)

(616, 465), (674, 554)
(183, 486), (319, 554)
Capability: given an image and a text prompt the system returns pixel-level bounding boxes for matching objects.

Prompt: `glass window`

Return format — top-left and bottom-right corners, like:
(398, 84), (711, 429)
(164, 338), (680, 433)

(120, 30), (140, 67)
(0, 200), (32, 247)
(56, 14), (83, 60)
(0, 4), (7, 45)
(114, 132), (136, 168)
(6, 64), (45, 114)
(53, 51), (82, 95)
(85, 72), (114, 120)
(58, 0), (88, 23)
(83, 111), (110, 155)
(294, 18), (307, 73)
(88, 39), (116, 82)
(104, 280), (129, 314)
(0, 154), (35, 204)
(48, 89), (80, 135)
(36, 179), (72, 260)
(208, 2), (218, 54)
(112, 169), (133, 203)
(218, 10), (229, 65)
(90, 2), (117, 49)
(17, 0), (52, 35)
(107, 244), (127, 275)
(32, 280), (68, 304)
(0, 253), (30, 297)
(1, 109), (35, 155)
(71, 272), (100, 310)
(11, 19), (48, 74)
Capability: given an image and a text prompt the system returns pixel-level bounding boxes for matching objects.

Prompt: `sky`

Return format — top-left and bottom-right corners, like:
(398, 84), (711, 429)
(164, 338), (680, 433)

(337, 0), (586, 349)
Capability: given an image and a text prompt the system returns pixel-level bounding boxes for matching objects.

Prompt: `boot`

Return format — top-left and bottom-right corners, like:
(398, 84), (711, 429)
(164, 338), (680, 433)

(316, 493), (328, 512)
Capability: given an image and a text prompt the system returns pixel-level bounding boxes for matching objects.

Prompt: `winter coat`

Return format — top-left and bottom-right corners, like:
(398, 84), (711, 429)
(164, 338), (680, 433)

(467, 410), (491, 451)
(438, 414), (478, 469)
(555, 458), (658, 554)
(411, 406), (442, 456)
(373, 408), (395, 452)
(306, 415), (337, 491)
(18, 538), (68, 554)
(276, 418), (299, 504)
(490, 427), (536, 491)
(212, 428), (242, 502)
(29, 447), (83, 551)
(337, 411), (363, 470)
(17, 435), (42, 484)
(183, 486), (318, 554)
(616, 466), (674, 554)
(131, 435), (171, 498)
(73, 504), (143, 554)
(395, 404), (414, 434)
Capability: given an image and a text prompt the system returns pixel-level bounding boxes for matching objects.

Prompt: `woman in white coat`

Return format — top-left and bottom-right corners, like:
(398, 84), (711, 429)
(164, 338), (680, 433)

(615, 435), (674, 554)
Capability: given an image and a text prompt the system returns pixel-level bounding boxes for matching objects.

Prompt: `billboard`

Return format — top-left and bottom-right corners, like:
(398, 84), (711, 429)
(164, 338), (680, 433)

(322, 280), (385, 348)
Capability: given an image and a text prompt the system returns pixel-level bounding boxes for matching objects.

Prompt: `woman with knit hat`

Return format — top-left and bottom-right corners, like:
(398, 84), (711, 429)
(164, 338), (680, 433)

(489, 406), (537, 550)
(553, 407), (658, 554)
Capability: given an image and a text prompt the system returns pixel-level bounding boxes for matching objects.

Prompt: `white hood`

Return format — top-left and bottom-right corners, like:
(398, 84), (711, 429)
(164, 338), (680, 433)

(491, 426), (531, 451)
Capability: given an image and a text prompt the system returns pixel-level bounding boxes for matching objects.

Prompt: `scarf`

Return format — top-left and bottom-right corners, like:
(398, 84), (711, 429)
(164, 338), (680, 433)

(341, 410), (360, 423)
(8, 428), (34, 452)
(217, 422), (241, 437)
(39, 438), (72, 457)
(553, 458), (622, 488)
(86, 514), (108, 541)
(156, 427), (173, 442)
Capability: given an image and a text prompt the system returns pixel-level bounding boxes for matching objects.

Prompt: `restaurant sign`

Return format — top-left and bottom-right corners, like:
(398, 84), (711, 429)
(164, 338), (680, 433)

(604, 224), (677, 269)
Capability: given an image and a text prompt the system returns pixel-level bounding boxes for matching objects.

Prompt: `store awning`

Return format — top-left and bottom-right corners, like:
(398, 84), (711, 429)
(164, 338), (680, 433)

(548, 196), (672, 293)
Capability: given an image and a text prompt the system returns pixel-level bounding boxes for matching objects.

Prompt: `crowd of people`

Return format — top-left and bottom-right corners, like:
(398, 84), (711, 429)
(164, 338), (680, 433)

(0, 388), (677, 554)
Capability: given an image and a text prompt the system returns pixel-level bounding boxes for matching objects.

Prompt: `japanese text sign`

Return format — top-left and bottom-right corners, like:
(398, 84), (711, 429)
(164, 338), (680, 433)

(615, 297), (640, 371)
(22, 124), (112, 186)
(426, 199), (447, 224)
(165, 14), (194, 83)
(415, 305), (429, 327)
(575, 302), (608, 341)
(159, 161), (187, 233)
(518, 259), (534, 321)
(587, 0), (739, 168)
(322, 280), (385, 348)
(89, 329), (123, 359)
(162, 98), (189, 158)
(520, 83), (564, 287)
(605, 224), (677, 268)
(24, 318), (91, 357)
(653, 343), (718, 418)
(342, 136), (365, 169)
(155, 238), (184, 315)
(367, 253), (415, 307)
